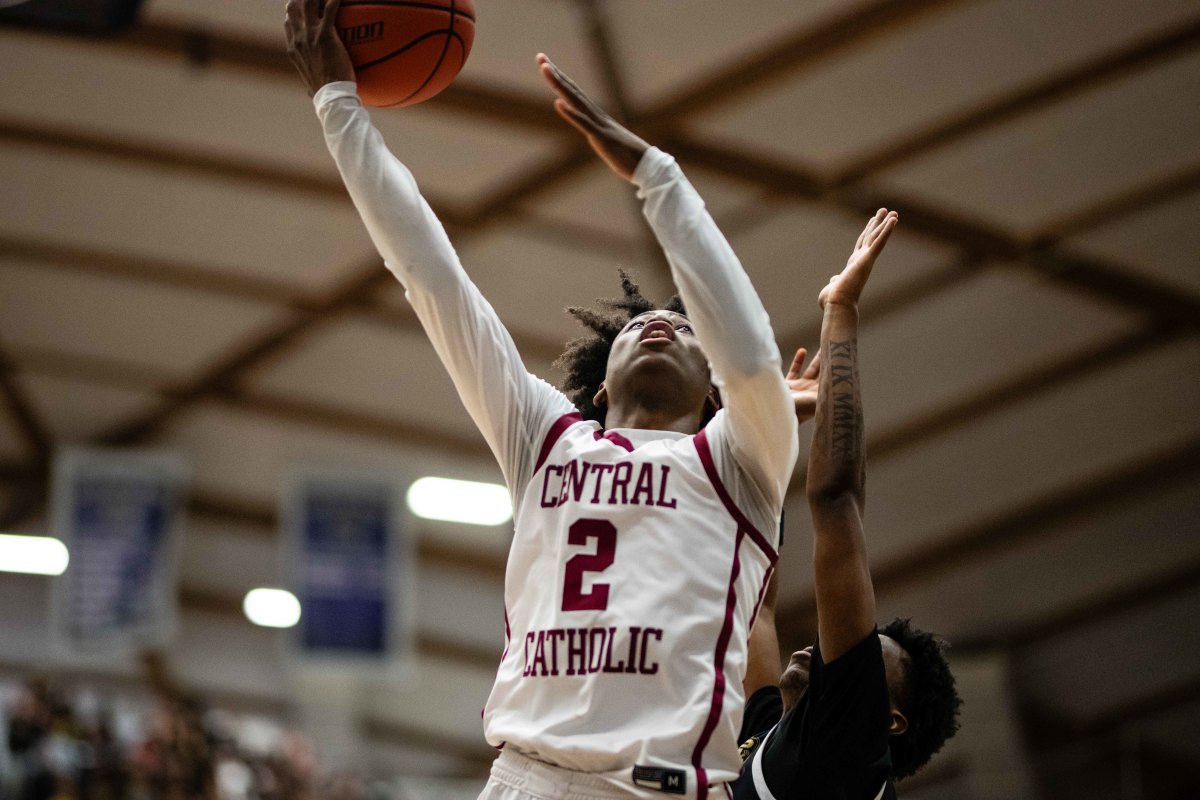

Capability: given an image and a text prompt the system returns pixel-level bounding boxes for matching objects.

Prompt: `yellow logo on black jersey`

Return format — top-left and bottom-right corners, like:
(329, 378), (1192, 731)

(738, 734), (761, 763)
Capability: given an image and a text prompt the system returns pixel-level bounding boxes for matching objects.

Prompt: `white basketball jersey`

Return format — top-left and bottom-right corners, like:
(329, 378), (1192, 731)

(484, 412), (780, 799)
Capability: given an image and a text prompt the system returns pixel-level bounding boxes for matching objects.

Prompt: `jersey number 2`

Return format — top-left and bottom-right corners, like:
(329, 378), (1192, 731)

(561, 518), (617, 611)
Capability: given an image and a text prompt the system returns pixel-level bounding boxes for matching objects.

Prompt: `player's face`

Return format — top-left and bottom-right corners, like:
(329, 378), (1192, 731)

(604, 310), (712, 403)
(778, 646), (812, 713)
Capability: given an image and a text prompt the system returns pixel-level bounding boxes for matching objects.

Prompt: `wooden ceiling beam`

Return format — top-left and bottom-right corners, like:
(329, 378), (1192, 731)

(667, 135), (1200, 331)
(833, 18), (1200, 186)
(639, 0), (965, 125)
(776, 434), (1200, 645)
(956, 553), (1200, 654)
(0, 340), (52, 465)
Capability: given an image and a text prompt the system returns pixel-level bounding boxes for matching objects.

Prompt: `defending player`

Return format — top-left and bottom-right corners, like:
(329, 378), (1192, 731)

(732, 211), (961, 799)
(284, 2), (797, 798)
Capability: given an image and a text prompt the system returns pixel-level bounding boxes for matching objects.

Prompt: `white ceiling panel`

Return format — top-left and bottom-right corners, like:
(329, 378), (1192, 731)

(607, 0), (850, 108)
(875, 477), (1200, 644)
(518, 161), (762, 247)
(449, 220), (666, 345)
(0, 140), (373, 293)
(1065, 187), (1200, 297)
(179, 521), (506, 654)
(688, 0), (1198, 170)
(875, 47), (1200, 234)
(16, 374), (160, 444)
(179, 517), (281, 597)
(0, 259), (282, 378)
(0, 27), (560, 206)
(141, 0), (289, 42)
(727, 201), (957, 340)
(157, 402), (511, 560)
(249, 318), (477, 434)
(1014, 583), (1200, 725)
(859, 267), (1138, 432)
(860, 337), (1200, 565)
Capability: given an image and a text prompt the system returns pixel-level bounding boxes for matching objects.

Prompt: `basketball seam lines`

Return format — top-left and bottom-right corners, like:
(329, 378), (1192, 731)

(353, 28), (463, 74)
(400, 0), (457, 105)
(341, 0), (475, 23)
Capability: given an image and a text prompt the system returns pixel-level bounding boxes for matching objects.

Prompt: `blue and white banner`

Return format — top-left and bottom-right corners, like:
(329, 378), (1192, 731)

(284, 473), (411, 664)
(50, 450), (187, 655)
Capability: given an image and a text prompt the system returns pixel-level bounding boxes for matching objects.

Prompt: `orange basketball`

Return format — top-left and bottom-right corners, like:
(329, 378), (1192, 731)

(335, 0), (475, 108)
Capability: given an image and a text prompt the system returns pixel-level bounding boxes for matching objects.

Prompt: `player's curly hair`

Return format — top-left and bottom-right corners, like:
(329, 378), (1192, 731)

(880, 618), (962, 779)
(554, 270), (688, 426)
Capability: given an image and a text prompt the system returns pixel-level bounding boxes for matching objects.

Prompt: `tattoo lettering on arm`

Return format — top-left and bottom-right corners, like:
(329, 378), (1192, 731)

(826, 339), (863, 465)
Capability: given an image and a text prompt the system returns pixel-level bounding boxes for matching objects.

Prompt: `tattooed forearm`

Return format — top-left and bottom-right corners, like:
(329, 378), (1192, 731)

(826, 338), (863, 464)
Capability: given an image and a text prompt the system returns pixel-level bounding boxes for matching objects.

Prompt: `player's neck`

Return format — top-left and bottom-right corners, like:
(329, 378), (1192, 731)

(603, 402), (701, 435)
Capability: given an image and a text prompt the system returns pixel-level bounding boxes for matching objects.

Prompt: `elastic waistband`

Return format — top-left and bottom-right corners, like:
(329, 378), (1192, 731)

(490, 749), (635, 800)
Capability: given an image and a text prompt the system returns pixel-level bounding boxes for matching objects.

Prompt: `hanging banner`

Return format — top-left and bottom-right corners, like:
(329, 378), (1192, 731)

(284, 473), (411, 664)
(50, 449), (187, 655)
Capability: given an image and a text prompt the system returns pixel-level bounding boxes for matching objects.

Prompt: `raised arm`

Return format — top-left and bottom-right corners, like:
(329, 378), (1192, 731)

(539, 55), (797, 506)
(807, 209), (897, 663)
(285, 2), (571, 490)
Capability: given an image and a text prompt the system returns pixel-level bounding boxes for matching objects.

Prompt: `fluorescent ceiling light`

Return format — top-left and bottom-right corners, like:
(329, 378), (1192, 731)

(243, 588), (301, 628)
(0, 534), (69, 575)
(406, 477), (512, 526)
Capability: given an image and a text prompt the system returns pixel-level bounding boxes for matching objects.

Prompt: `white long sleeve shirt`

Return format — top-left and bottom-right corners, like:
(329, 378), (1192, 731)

(314, 82), (797, 797)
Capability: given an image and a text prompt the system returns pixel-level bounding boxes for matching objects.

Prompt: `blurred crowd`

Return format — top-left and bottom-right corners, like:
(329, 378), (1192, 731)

(0, 678), (369, 800)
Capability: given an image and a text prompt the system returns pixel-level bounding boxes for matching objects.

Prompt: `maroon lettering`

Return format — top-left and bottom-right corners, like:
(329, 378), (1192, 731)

(630, 463), (655, 505)
(625, 626), (641, 673)
(607, 462), (633, 504)
(602, 626), (626, 673)
(545, 629), (565, 676)
(588, 628), (609, 673)
(540, 465), (563, 508)
(532, 630), (549, 677)
(557, 461), (592, 505)
(588, 463), (615, 503)
(566, 628), (586, 676)
(639, 628), (662, 675)
(522, 631), (535, 677)
(656, 466), (677, 508)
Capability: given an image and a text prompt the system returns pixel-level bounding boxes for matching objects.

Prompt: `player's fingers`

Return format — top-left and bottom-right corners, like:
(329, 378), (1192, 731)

(786, 348), (807, 381)
(302, 0), (320, 27)
(803, 351), (822, 380)
(868, 214), (898, 252)
(855, 209), (882, 250)
(554, 99), (600, 138)
(319, 0), (343, 32)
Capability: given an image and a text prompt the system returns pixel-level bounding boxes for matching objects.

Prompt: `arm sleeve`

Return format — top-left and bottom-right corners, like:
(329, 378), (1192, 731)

(634, 150), (797, 509)
(313, 82), (573, 493)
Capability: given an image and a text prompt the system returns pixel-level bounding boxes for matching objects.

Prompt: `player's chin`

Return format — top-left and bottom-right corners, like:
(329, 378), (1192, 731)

(778, 662), (810, 697)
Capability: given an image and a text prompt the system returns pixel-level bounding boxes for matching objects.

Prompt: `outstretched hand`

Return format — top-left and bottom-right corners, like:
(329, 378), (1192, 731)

(537, 53), (649, 182)
(819, 209), (898, 309)
(786, 347), (821, 424)
(285, 0), (355, 97)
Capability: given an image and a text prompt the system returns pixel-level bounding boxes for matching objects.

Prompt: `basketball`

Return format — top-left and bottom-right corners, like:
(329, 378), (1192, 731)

(335, 0), (475, 108)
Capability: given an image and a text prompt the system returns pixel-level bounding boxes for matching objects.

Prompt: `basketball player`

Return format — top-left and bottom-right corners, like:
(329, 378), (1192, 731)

(733, 211), (961, 800)
(284, 2), (796, 798)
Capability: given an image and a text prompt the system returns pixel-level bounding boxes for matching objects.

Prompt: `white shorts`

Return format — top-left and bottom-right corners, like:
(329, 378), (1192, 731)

(478, 749), (732, 800)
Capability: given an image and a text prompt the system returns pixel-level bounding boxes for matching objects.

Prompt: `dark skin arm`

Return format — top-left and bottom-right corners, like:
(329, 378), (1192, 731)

(807, 209), (897, 663)
(743, 572), (784, 699)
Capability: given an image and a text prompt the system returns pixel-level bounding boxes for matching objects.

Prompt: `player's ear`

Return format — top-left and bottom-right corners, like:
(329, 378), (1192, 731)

(888, 707), (908, 737)
(593, 383), (608, 408)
